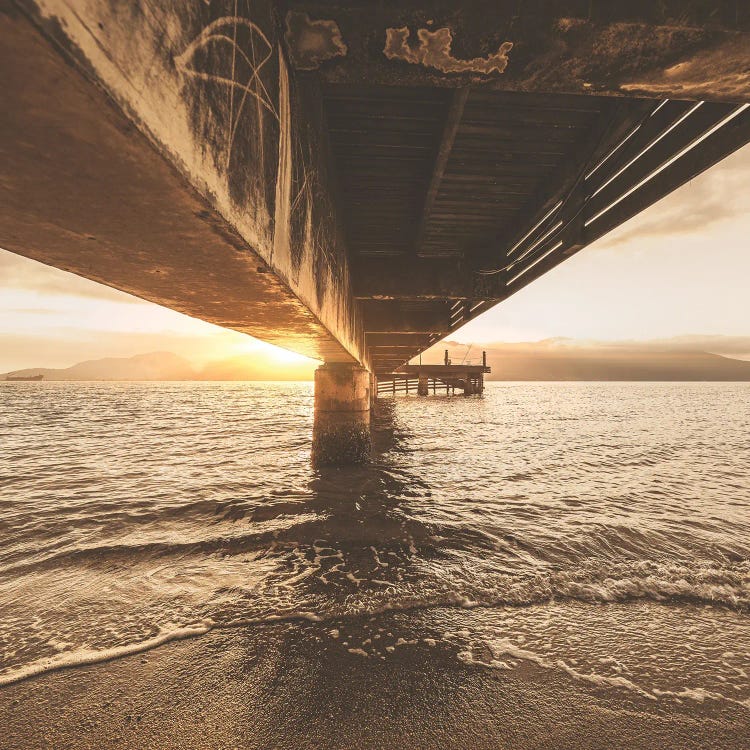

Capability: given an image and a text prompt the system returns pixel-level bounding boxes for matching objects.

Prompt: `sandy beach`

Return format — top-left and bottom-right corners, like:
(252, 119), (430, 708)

(2, 612), (747, 750)
(2, 384), (749, 749)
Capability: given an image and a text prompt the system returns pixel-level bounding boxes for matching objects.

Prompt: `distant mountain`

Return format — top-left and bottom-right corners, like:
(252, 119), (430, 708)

(1, 351), (315, 381)
(2, 352), (196, 381)
(6, 339), (750, 382)
(431, 341), (750, 381)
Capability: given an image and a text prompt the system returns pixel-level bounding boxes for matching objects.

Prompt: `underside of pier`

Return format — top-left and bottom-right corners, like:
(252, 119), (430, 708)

(3, 2), (750, 450)
(4, 1), (750, 376)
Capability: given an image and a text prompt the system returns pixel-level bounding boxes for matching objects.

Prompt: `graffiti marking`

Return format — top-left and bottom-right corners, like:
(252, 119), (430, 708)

(176, 16), (279, 164)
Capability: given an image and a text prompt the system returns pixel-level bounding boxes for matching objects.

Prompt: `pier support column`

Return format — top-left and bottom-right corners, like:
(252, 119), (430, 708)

(463, 376), (475, 396)
(417, 373), (429, 396)
(312, 363), (371, 465)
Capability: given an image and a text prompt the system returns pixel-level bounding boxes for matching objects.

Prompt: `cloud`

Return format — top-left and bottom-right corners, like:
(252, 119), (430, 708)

(594, 143), (750, 249)
(638, 334), (750, 357)
(439, 334), (750, 357)
(0, 248), (141, 304)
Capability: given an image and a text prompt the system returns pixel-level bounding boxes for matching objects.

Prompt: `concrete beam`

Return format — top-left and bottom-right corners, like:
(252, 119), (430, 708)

(285, 1), (750, 102)
(366, 333), (435, 347)
(3, 0), (366, 365)
(362, 303), (450, 334)
(353, 258), (505, 301)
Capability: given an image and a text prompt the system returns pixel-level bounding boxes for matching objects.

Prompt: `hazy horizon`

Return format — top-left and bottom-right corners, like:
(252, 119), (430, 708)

(2, 143), (749, 372)
(6, 335), (750, 383)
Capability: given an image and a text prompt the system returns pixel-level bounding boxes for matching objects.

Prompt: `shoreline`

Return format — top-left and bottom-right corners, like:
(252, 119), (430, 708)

(2, 617), (748, 750)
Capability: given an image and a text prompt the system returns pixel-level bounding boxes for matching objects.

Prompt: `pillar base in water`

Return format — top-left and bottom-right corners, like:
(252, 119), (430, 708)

(417, 374), (429, 396)
(312, 411), (371, 465)
(312, 363), (371, 465)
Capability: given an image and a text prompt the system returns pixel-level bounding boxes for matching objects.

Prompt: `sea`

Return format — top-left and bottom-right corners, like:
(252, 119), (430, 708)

(0, 381), (748, 710)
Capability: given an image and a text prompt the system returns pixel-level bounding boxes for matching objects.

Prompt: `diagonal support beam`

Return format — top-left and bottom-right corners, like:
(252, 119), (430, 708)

(473, 98), (656, 275)
(414, 87), (469, 255)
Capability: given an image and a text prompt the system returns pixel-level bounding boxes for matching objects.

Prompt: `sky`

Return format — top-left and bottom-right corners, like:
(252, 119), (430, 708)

(1, 143), (749, 373)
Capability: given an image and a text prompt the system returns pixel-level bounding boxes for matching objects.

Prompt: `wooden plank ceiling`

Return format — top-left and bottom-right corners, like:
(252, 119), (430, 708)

(321, 85), (750, 375)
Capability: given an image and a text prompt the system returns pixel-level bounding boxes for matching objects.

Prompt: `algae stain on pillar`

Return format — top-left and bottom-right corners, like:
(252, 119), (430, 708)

(312, 364), (372, 465)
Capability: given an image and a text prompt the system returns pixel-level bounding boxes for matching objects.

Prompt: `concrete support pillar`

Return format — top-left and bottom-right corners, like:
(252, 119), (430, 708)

(312, 363), (371, 465)
(463, 375), (475, 396)
(417, 373), (429, 396)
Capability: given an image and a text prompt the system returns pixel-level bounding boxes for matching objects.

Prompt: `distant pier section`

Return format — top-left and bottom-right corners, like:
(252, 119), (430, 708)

(378, 352), (490, 396)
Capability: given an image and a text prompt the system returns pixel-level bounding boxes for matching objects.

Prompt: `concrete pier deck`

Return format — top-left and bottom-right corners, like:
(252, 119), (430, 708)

(3, 1), (750, 456)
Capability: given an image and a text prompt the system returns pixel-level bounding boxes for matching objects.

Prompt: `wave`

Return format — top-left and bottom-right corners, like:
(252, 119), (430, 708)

(1, 560), (746, 689)
(335, 559), (750, 613)
(535, 560), (750, 609)
(457, 638), (750, 711)
(0, 622), (214, 688)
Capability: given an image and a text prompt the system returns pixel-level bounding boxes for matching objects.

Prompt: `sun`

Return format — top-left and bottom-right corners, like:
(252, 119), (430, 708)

(230, 336), (315, 366)
(267, 346), (313, 364)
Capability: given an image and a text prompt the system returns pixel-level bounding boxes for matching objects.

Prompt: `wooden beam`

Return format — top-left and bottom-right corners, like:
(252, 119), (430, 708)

(415, 87), (469, 255)
(584, 100), (695, 194)
(396, 364), (491, 375)
(505, 101), (735, 285)
(473, 98), (655, 274)
(586, 105), (750, 244)
(362, 303), (449, 333)
(583, 101), (739, 221)
(503, 104), (750, 298)
(369, 345), (425, 351)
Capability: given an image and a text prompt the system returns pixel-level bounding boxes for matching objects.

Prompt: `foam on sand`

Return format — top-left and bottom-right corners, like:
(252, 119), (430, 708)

(0, 622), (214, 688)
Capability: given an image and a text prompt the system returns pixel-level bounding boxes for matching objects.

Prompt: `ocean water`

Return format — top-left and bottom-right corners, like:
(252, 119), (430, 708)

(0, 381), (748, 710)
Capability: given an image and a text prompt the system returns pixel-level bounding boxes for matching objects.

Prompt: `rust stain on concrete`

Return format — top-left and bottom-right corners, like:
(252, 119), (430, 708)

(619, 34), (750, 101)
(383, 26), (512, 75)
(285, 11), (347, 71)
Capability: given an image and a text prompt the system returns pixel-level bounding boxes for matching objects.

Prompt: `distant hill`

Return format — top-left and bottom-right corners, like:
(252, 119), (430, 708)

(5, 341), (750, 382)
(2, 352), (196, 381)
(432, 341), (750, 381)
(1, 351), (315, 381)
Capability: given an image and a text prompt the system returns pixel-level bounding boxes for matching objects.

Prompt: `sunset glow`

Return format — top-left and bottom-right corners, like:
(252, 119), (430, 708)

(1, 144), (749, 374)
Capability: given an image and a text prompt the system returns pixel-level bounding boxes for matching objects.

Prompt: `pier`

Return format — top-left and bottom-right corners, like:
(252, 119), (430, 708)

(3, 1), (750, 461)
(378, 352), (490, 396)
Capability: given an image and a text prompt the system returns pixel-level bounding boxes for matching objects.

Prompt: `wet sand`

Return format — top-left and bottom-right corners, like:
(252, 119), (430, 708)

(1, 615), (747, 750)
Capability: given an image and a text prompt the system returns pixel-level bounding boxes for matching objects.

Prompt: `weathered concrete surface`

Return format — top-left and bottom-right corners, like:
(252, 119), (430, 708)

(313, 363), (371, 464)
(314, 362), (371, 413)
(1, 1), (364, 364)
(284, 1), (750, 102)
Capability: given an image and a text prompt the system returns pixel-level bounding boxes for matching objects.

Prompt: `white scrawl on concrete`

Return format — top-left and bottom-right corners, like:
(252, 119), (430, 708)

(175, 16), (279, 165)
